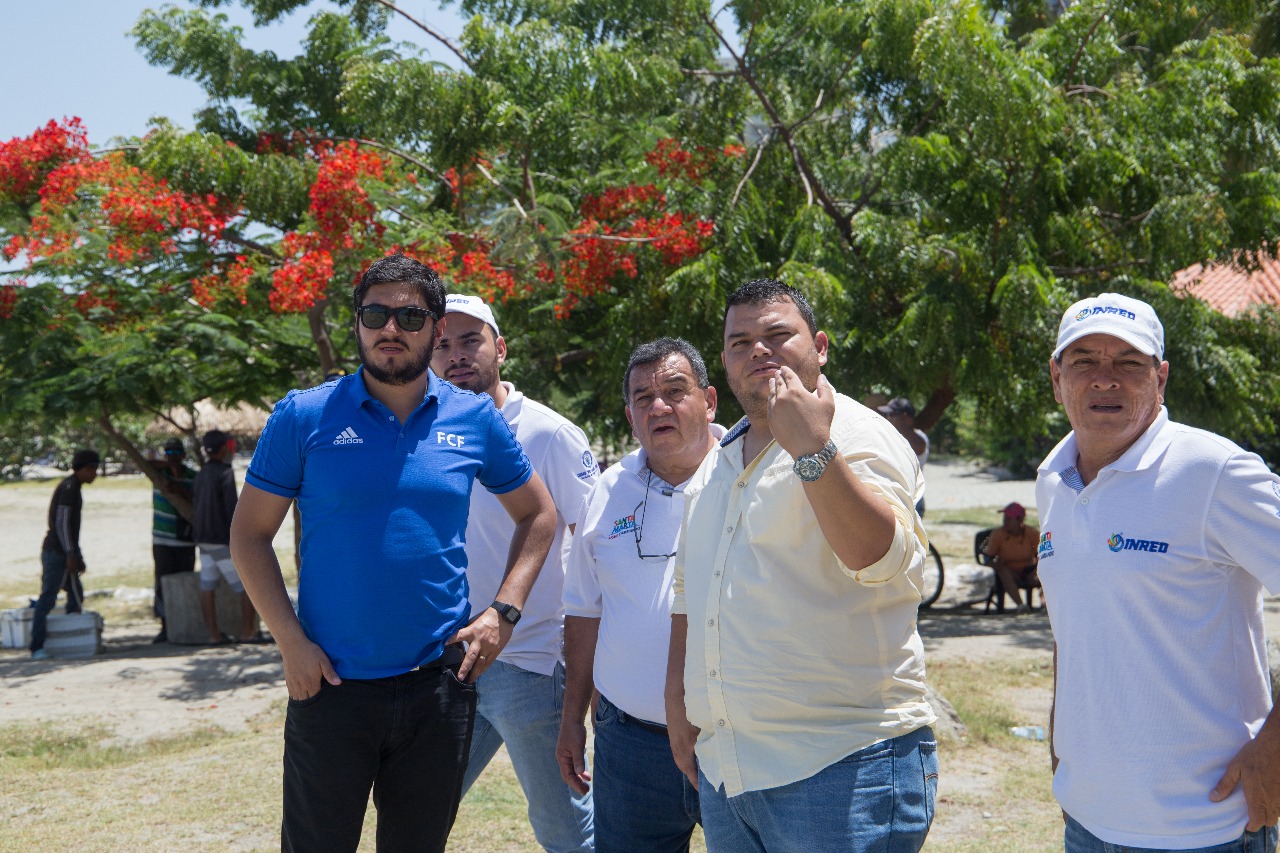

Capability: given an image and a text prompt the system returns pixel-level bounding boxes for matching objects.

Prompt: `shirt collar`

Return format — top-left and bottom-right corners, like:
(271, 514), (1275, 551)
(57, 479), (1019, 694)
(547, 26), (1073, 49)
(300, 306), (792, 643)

(721, 416), (751, 447)
(1040, 406), (1172, 482)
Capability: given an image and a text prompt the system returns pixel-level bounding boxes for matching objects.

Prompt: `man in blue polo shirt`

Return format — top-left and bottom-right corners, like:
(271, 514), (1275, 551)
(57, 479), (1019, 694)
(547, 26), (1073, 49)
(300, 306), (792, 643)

(230, 253), (558, 853)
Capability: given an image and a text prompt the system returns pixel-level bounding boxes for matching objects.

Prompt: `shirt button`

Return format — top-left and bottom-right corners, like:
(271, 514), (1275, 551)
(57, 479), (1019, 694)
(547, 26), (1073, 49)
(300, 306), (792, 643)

(1081, 498), (1089, 505)
(707, 619), (715, 627)
(737, 482), (746, 488)
(388, 416), (394, 421)
(714, 571), (721, 577)
(717, 719), (726, 727)
(709, 669), (717, 677)
(726, 526), (734, 533)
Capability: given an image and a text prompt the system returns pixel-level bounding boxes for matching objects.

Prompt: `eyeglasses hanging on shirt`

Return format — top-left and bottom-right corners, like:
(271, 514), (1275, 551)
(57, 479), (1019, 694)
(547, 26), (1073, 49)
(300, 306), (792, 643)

(633, 468), (678, 560)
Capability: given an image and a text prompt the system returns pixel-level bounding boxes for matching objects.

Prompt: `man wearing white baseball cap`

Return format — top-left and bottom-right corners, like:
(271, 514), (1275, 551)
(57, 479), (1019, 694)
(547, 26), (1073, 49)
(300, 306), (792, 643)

(432, 293), (597, 852)
(1038, 292), (1280, 852)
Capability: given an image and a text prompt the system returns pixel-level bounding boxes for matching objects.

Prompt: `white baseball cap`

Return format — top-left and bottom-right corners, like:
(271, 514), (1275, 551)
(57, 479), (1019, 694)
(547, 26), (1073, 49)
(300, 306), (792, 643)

(443, 293), (500, 338)
(1053, 293), (1164, 360)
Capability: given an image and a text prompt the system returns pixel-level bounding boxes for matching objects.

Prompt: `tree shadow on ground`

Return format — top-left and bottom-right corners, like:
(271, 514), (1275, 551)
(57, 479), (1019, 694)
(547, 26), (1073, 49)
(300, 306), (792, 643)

(918, 608), (1055, 656)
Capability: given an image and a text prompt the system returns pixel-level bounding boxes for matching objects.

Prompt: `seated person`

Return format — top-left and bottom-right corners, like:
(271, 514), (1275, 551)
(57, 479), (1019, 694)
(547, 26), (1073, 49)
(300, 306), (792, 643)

(984, 502), (1039, 614)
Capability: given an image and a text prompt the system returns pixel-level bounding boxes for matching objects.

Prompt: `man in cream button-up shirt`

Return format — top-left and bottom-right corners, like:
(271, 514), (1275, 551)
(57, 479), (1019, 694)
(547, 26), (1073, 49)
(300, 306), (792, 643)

(666, 279), (937, 853)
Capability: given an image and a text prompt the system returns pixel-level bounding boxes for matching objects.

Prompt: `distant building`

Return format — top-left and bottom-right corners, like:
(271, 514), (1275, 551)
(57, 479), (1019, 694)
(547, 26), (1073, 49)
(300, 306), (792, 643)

(1172, 255), (1280, 318)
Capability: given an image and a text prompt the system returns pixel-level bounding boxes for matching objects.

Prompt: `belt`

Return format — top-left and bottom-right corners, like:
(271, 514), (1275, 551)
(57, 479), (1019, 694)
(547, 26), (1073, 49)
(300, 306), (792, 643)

(603, 695), (668, 737)
(418, 642), (465, 672)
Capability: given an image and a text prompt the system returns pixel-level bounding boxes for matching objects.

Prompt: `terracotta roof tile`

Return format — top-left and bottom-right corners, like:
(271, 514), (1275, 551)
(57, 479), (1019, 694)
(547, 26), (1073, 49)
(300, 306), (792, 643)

(1172, 256), (1280, 317)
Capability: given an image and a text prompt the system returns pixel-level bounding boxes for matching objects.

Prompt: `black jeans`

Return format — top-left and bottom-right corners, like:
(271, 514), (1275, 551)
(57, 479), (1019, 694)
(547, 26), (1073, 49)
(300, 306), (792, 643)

(31, 549), (83, 652)
(281, 658), (477, 853)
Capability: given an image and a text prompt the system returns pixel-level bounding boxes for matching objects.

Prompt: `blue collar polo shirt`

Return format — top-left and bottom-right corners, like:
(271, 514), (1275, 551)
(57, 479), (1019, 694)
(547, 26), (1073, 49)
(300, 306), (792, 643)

(246, 368), (532, 679)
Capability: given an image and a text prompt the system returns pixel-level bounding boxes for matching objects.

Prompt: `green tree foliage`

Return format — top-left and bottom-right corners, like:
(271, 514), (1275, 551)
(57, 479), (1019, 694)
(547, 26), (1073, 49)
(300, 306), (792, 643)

(3, 0), (1278, 469)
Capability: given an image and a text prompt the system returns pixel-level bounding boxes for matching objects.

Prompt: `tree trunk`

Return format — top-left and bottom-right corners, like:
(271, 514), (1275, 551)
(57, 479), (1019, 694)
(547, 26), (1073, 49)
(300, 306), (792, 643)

(307, 301), (339, 378)
(916, 384), (956, 433)
(96, 401), (195, 521)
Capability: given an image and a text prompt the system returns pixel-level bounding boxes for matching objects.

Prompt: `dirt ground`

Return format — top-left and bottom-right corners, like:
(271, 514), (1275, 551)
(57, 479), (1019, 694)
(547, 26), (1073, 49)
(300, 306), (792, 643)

(1, 459), (1276, 850)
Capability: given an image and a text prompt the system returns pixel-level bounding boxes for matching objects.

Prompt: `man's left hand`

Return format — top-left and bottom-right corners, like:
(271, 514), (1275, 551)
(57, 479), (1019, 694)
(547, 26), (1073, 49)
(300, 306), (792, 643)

(768, 369), (835, 460)
(448, 607), (514, 683)
(1210, 729), (1280, 831)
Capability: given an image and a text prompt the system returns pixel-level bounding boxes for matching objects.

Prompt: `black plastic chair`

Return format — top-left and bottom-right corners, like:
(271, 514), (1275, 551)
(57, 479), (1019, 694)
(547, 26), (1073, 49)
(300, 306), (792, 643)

(974, 527), (1041, 613)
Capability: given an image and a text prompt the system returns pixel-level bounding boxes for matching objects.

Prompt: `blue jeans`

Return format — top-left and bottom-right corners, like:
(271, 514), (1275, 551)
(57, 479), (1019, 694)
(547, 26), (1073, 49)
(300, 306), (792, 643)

(31, 549), (83, 652)
(1065, 815), (1278, 853)
(593, 694), (700, 853)
(281, 658), (476, 853)
(461, 660), (594, 852)
(698, 725), (938, 853)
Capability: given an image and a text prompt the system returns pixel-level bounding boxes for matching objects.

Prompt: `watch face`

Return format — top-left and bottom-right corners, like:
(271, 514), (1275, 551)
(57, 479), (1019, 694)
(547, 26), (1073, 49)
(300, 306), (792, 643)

(795, 457), (824, 481)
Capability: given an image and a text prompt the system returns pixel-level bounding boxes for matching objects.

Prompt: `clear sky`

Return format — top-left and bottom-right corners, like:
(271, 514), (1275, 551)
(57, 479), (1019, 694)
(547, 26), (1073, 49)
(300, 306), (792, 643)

(1, 0), (465, 145)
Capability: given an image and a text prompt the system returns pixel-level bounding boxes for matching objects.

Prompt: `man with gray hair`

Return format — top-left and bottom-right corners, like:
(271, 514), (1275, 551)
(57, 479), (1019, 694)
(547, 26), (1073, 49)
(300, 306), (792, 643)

(1040, 292), (1279, 852)
(557, 338), (719, 852)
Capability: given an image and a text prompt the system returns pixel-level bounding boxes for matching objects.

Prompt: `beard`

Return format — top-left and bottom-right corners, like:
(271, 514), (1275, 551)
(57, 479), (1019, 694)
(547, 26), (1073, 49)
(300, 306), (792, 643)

(358, 335), (432, 386)
(727, 360), (823, 422)
(444, 358), (500, 395)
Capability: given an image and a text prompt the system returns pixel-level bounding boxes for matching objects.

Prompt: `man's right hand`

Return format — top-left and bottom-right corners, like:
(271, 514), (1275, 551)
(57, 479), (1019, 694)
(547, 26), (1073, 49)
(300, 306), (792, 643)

(556, 719), (592, 795)
(66, 554), (85, 575)
(280, 637), (341, 701)
(668, 715), (701, 788)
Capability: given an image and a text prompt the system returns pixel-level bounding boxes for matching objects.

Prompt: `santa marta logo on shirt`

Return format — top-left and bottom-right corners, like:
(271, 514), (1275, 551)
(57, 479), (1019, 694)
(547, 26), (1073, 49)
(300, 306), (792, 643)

(1074, 304), (1137, 322)
(607, 514), (637, 539)
(1038, 531), (1054, 559)
(1106, 532), (1169, 553)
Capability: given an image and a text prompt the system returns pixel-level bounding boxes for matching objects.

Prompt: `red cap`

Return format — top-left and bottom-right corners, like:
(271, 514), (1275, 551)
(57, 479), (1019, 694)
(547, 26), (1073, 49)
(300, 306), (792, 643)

(1000, 502), (1026, 518)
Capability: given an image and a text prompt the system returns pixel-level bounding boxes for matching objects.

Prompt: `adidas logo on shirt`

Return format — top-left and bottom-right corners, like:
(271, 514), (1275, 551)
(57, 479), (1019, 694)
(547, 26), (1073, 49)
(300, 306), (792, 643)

(334, 427), (364, 445)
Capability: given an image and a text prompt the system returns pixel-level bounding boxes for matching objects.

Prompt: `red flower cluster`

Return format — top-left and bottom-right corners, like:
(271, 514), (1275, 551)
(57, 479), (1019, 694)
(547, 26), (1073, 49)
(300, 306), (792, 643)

(74, 284), (119, 319)
(6, 152), (232, 266)
(0, 118), (89, 203)
(459, 249), (524, 304)
(0, 278), (24, 319)
(270, 233), (333, 313)
(633, 213), (715, 266)
(645, 138), (717, 182)
(191, 255), (254, 308)
(309, 141), (387, 253)
(579, 184), (665, 223)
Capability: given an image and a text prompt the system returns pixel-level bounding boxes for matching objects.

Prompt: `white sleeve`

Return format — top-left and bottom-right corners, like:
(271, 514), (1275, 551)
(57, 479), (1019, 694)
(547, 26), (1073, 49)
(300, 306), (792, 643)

(562, 484), (604, 618)
(538, 423), (598, 526)
(1204, 451), (1280, 595)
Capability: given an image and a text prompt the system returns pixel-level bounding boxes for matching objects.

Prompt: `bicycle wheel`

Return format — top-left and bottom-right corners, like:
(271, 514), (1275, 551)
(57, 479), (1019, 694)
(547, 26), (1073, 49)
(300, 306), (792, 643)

(919, 542), (944, 609)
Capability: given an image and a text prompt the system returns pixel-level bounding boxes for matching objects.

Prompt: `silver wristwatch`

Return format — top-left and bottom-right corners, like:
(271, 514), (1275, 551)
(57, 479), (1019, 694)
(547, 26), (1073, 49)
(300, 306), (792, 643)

(793, 439), (838, 482)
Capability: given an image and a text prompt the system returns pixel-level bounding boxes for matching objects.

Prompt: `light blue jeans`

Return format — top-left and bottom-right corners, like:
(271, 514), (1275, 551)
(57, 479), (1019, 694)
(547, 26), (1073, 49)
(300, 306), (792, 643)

(461, 660), (594, 853)
(1065, 815), (1278, 853)
(698, 725), (938, 853)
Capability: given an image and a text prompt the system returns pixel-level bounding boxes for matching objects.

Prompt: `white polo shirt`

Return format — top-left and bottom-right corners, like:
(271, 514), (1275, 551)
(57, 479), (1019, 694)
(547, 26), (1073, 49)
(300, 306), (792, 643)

(563, 429), (725, 725)
(462, 383), (598, 676)
(1038, 407), (1280, 849)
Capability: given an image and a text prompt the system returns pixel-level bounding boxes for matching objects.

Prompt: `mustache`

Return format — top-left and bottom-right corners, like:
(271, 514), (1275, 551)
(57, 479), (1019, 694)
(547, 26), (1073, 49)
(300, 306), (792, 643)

(372, 336), (410, 349)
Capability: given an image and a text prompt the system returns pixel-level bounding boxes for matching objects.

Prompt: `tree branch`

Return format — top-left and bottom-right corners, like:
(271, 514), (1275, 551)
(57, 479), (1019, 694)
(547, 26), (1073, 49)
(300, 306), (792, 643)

(366, 0), (475, 72)
(97, 401), (195, 521)
(222, 231), (280, 259)
(731, 135), (770, 208)
(342, 137), (451, 189)
(473, 161), (528, 219)
(1063, 13), (1107, 87)
(701, 12), (854, 248)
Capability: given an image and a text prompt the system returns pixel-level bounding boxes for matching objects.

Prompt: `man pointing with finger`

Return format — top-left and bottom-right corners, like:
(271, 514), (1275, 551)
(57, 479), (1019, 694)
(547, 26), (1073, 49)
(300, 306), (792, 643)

(230, 253), (557, 853)
(666, 279), (938, 853)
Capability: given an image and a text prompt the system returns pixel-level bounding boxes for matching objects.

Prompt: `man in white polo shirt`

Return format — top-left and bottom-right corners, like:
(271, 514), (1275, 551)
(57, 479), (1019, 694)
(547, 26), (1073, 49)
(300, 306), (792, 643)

(556, 337), (721, 852)
(1039, 292), (1280, 852)
(431, 294), (597, 853)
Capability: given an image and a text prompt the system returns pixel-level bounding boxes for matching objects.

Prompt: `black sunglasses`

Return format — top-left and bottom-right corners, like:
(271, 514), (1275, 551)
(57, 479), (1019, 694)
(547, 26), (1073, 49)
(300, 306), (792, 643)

(358, 304), (436, 332)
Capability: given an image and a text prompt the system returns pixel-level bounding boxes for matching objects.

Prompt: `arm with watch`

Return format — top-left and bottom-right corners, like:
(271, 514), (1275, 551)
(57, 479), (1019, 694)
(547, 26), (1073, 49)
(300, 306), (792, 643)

(769, 369), (900, 571)
(448, 471), (558, 682)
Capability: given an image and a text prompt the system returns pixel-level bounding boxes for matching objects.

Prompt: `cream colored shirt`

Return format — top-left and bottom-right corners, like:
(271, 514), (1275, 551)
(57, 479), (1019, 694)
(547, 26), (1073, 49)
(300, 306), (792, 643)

(673, 392), (935, 796)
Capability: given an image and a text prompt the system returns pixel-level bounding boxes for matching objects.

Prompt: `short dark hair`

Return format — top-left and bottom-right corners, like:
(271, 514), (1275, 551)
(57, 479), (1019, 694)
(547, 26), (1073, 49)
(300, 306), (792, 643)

(202, 430), (230, 453)
(352, 253), (446, 320)
(623, 337), (710, 402)
(725, 278), (818, 335)
(70, 449), (100, 471)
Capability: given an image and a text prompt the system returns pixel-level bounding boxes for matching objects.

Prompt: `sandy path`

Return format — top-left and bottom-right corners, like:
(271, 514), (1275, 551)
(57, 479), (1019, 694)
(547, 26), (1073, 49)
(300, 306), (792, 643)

(1, 459), (1275, 746)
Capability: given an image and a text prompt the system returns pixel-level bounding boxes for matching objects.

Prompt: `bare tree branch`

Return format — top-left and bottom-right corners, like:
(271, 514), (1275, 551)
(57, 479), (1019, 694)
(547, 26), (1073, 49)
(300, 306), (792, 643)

(366, 0), (475, 72)
(473, 161), (528, 219)
(731, 135), (770, 208)
(341, 137), (451, 189)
